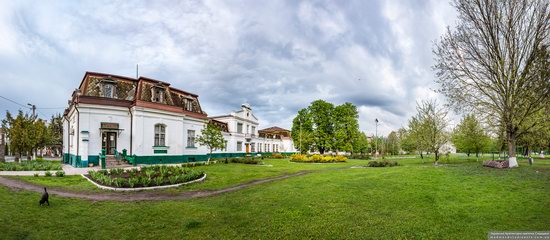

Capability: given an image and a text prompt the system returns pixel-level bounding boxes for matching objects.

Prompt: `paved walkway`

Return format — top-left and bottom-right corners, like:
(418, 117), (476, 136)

(0, 170), (313, 201)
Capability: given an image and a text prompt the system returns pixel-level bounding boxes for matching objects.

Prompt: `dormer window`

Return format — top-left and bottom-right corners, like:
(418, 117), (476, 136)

(100, 77), (117, 98)
(103, 83), (114, 98)
(183, 96), (194, 112)
(152, 86), (165, 103)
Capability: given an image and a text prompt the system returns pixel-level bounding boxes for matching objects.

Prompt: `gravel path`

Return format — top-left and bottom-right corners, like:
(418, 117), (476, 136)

(0, 171), (313, 202)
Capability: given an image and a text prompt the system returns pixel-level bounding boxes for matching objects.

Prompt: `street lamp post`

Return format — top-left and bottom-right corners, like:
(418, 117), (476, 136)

(375, 118), (379, 157)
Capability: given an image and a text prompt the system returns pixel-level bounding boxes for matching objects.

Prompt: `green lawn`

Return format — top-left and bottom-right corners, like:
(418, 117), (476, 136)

(1, 157), (549, 239)
(11, 159), (364, 194)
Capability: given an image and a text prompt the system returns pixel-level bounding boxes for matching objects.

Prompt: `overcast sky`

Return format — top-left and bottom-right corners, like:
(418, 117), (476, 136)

(0, 0), (458, 136)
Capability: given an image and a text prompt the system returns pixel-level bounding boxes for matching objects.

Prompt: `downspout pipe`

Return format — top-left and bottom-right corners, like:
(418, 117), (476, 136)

(75, 104), (80, 165)
(129, 106), (133, 155)
(64, 114), (70, 164)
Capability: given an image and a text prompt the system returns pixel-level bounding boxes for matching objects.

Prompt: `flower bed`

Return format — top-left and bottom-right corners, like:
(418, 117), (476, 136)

(86, 165), (204, 188)
(290, 154), (347, 163)
(483, 160), (509, 169)
(367, 160), (399, 167)
(0, 160), (62, 171)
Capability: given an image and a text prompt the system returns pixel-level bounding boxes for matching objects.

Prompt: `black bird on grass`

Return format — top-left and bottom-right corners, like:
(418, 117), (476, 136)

(39, 187), (49, 206)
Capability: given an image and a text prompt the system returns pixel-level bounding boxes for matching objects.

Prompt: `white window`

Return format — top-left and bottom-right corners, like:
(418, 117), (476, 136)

(154, 124), (166, 146)
(103, 84), (114, 98)
(187, 130), (195, 148)
(252, 126), (256, 135)
(251, 143), (255, 152)
(258, 143), (262, 152)
(237, 123), (243, 133)
(237, 141), (242, 151)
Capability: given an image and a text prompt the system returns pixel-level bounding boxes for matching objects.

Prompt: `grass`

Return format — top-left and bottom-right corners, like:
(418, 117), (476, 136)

(10, 159), (364, 193)
(1, 156), (549, 239)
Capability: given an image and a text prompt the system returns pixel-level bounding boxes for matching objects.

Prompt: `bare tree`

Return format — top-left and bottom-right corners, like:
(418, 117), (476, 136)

(408, 100), (450, 164)
(433, 0), (550, 167)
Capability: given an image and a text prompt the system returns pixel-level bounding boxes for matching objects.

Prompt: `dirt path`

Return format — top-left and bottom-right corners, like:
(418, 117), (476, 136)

(0, 171), (314, 202)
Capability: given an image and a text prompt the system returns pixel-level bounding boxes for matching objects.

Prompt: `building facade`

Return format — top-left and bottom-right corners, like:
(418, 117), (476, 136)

(63, 72), (297, 167)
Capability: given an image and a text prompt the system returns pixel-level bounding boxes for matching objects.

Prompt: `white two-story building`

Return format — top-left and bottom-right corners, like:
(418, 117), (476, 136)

(63, 72), (297, 167)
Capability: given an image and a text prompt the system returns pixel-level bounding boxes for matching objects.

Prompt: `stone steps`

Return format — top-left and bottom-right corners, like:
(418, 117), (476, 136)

(105, 156), (132, 168)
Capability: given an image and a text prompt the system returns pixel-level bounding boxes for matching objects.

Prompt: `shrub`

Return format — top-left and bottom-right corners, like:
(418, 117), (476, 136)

(109, 168), (124, 176)
(44, 171), (52, 177)
(86, 165), (204, 188)
(140, 177), (152, 187)
(168, 175), (178, 184)
(291, 154), (308, 161)
(128, 177), (139, 188)
(33, 173), (39, 177)
(113, 178), (126, 187)
(290, 154), (347, 163)
(154, 177), (164, 186)
(335, 155), (347, 162)
(0, 160), (62, 171)
(230, 158), (261, 164)
(272, 153), (284, 159)
(55, 171), (65, 177)
(145, 169), (155, 178)
(368, 160), (399, 167)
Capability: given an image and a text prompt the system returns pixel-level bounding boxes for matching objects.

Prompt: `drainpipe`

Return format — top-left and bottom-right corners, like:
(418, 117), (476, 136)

(64, 114), (70, 163)
(75, 104), (80, 165)
(129, 106), (133, 155)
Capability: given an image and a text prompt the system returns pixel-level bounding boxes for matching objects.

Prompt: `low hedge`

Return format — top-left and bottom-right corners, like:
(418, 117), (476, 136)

(87, 165), (204, 188)
(290, 154), (347, 163)
(0, 160), (62, 171)
(367, 160), (399, 167)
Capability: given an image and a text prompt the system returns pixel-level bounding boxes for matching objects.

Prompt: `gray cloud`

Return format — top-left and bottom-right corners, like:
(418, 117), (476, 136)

(0, 0), (457, 136)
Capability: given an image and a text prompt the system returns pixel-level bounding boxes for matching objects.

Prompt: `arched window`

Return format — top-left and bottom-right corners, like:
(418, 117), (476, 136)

(154, 124), (166, 146)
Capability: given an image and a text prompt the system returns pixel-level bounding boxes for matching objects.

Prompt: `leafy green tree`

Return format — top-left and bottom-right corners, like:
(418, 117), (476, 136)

(408, 100), (450, 164)
(308, 100), (334, 154)
(386, 131), (400, 155)
(451, 114), (491, 158)
(31, 119), (50, 158)
(291, 108), (314, 154)
(48, 114), (63, 156)
(398, 127), (416, 154)
(433, 0), (550, 167)
(196, 122), (225, 163)
(1, 111), (35, 161)
(352, 132), (370, 155)
(517, 108), (550, 156)
(333, 102), (360, 153)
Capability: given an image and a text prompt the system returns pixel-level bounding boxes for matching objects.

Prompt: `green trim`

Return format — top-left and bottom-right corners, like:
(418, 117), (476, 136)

(154, 149), (168, 154)
(186, 146), (197, 149)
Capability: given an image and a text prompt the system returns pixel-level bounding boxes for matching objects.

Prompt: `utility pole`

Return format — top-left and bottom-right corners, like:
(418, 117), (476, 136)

(27, 103), (36, 118)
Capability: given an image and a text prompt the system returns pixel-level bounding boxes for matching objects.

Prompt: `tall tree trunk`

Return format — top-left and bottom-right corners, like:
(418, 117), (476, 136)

(434, 150), (439, 165)
(507, 131), (518, 167)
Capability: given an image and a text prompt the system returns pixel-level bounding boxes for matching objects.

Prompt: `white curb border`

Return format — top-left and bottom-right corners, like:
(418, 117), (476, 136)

(81, 173), (207, 191)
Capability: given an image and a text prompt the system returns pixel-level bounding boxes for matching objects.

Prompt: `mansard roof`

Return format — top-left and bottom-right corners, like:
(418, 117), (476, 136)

(70, 72), (207, 119)
(258, 126), (290, 133)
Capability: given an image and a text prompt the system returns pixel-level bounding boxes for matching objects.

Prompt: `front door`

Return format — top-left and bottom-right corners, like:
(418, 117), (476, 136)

(102, 132), (117, 155)
(245, 143), (250, 153)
